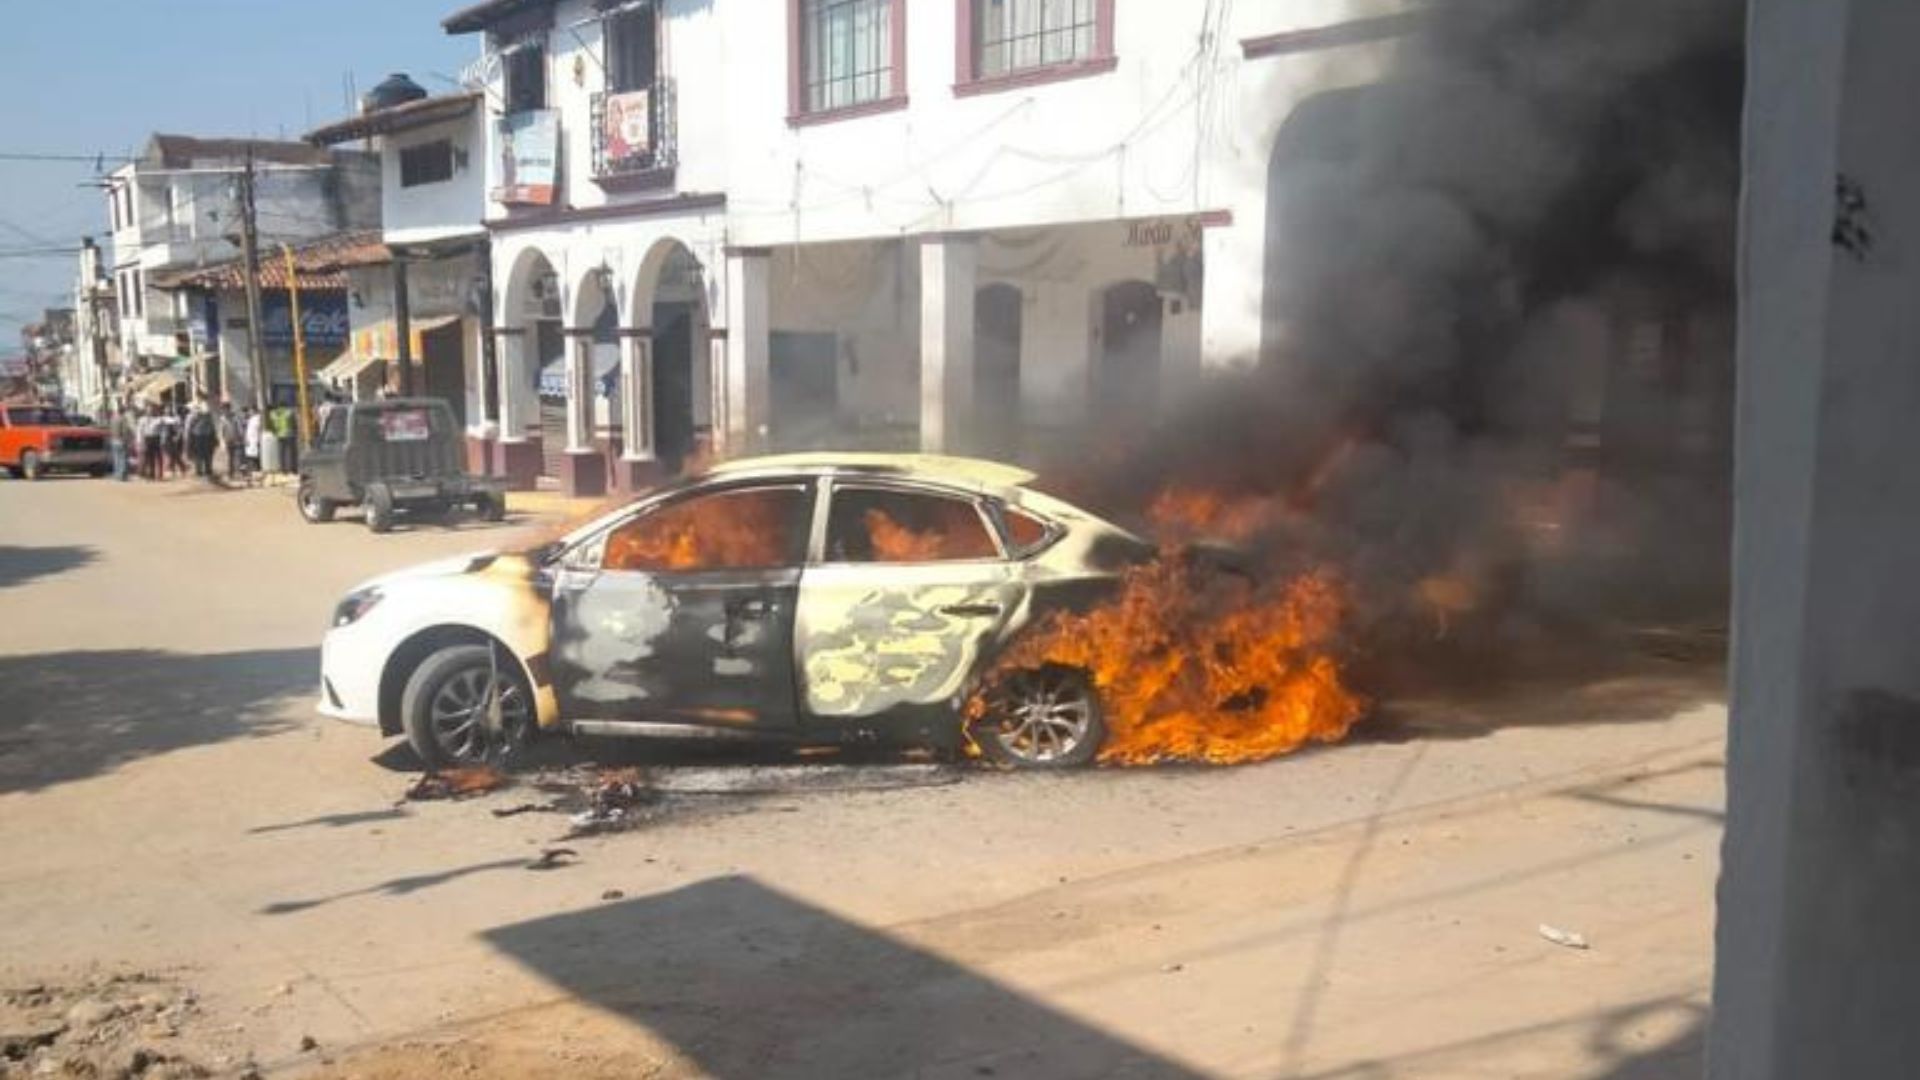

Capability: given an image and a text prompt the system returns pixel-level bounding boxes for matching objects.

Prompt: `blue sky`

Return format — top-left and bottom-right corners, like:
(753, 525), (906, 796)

(0, 1), (476, 345)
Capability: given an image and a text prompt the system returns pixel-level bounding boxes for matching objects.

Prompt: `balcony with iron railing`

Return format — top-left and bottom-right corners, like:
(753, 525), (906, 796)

(591, 78), (678, 193)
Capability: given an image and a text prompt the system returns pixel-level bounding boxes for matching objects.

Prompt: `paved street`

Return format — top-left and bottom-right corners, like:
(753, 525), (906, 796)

(0, 476), (1727, 1079)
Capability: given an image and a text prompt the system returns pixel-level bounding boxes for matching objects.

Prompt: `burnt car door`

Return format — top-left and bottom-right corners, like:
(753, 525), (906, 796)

(550, 481), (814, 730)
(795, 480), (1024, 725)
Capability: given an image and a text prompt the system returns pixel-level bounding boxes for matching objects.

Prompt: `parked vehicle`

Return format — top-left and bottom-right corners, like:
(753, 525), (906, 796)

(296, 399), (506, 532)
(0, 404), (110, 480)
(318, 453), (1158, 769)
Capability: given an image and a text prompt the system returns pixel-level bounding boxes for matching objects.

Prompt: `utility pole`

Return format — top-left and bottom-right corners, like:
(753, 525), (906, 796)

(393, 255), (415, 396)
(237, 150), (269, 414)
(281, 245), (314, 449)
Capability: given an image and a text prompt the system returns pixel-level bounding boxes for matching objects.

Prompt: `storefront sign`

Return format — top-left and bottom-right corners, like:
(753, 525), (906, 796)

(261, 291), (350, 348)
(1124, 217), (1206, 249)
(492, 110), (559, 205)
(603, 89), (652, 163)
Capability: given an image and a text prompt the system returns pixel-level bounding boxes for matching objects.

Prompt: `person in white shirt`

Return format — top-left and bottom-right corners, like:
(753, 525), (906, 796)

(243, 407), (263, 474)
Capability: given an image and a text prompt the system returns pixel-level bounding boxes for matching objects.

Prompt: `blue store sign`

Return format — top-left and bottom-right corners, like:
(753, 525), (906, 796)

(261, 291), (349, 349)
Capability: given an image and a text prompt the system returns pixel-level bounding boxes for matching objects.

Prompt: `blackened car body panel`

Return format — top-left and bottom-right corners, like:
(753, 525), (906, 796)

(548, 480), (813, 730)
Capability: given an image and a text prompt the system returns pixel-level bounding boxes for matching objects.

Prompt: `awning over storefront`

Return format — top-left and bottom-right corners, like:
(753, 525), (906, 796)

(348, 314), (464, 367)
(538, 351), (620, 398)
(128, 367), (187, 402)
(318, 349), (384, 384)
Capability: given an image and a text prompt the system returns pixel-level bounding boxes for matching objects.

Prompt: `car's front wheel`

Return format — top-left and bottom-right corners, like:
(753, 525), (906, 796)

(400, 643), (533, 768)
(974, 665), (1106, 768)
(18, 451), (40, 481)
(297, 478), (336, 523)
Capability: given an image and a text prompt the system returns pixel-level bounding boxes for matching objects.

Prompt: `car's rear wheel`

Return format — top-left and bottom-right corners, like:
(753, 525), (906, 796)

(400, 644), (533, 768)
(476, 492), (506, 523)
(363, 485), (395, 533)
(18, 451), (40, 481)
(297, 478), (336, 523)
(974, 665), (1106, 768)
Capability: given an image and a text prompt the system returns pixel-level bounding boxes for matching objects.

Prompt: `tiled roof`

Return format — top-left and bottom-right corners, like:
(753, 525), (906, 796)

(305, 92), (482, 147)
(150, 231), (389, 292)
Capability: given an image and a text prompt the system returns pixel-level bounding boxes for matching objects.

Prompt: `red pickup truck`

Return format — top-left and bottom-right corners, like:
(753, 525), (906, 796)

(0, 404), (110, 480)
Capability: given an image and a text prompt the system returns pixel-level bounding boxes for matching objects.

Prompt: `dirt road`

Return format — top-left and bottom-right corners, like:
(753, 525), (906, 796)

(0, 477), (1725, 1078)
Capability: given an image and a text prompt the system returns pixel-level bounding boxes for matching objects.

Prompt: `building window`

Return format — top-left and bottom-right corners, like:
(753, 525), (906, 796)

(503, 41), (547, 113)
(607, 4), (658, 93)
(132, 270), (144, 319)
(961, 0), (1115, 87)
(797, 0), (903, 115)
(400, 140), (456, 188)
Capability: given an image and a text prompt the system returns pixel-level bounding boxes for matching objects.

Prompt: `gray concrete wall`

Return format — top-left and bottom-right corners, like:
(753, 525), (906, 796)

(1711, 0), (1920, 1075)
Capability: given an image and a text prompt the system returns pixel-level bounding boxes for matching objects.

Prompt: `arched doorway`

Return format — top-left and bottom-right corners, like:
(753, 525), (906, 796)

(628, 239), (711, 483)
(1095, 280), (1163, 425)
(500, 247), (563, 488)
(975, 283), (1023, 458)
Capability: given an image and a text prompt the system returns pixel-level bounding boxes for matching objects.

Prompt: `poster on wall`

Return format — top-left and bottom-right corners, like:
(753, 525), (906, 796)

(603, 89), (652, 165)
(492, 110), (558, 205)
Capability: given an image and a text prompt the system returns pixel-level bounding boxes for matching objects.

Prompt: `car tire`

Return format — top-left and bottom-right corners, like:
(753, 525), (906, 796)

(476, 492), (506, 523)
(400, 643), (534, 769)
(19, 451), (40, 482)
(297, 477), (336, 523)
(973, 665), (1107, 769)
(363, 484), (395, 533)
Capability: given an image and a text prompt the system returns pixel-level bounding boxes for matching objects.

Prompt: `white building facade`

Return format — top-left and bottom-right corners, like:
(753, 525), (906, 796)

(308, 85), (496, 470)
(443, 0), (1425, 494)
(105, 135), (380, 403)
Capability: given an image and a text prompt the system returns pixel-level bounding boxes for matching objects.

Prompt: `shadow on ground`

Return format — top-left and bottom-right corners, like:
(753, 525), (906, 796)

(0, 544), (97, 590)
(1300, 994), (1706, 1079)
(483, 874), (1201, 1079)
(1357, 627), (1727, 746)
(0, 647), (312, 795)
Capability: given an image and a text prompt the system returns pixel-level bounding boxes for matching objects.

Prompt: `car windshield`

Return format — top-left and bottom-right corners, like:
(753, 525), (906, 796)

(8, 407), (67, 426)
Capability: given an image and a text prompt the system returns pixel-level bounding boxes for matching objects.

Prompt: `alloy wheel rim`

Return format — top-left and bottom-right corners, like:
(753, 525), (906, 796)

(994, 670), (1093, 763)
(428, 667), (529, 762)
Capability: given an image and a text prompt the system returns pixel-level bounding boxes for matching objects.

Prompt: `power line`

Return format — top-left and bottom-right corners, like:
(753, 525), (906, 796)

(0, 152), (131, 164)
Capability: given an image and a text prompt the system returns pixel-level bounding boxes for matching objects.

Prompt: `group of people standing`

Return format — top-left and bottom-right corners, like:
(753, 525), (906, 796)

(106, 399), (302, 484)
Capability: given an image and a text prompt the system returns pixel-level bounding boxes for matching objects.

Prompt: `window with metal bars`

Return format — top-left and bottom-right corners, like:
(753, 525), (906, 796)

(802, 0), (896, 113)
(975, 0), (1098, 78)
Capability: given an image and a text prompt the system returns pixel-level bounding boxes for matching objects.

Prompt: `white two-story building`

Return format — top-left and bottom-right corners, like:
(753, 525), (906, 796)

(442, 0), (1425, 495)
(105, 135), (380, 404)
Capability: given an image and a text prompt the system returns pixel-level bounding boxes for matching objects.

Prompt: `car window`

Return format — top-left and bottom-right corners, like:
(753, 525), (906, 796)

(825, 485), (1000, 563)
(1002, 506), (1053, 554)
(603, 484), (812, 573)
(316, 410), (347, 448)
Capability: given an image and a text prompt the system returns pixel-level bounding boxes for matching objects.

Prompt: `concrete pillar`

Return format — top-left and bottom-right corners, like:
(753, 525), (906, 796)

(615, 330), (658, 491)
(490, 327), (540, 490)
(1200, 219), (1259, 369)
(723, 250), (771, 456)
(1709, 1), (1920, 1076)
(560, 332), (605, 497)
(919, 235), (978, 453)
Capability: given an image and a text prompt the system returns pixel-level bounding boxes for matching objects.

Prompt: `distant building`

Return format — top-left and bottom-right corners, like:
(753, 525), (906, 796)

(103, 134), (381, 404)
(66, 238), (119, 415)
(307, 74), (492, 469)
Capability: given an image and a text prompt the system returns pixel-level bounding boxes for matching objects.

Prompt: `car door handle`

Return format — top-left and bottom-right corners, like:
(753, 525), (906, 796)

(938, 602), (1004, 618)
(729, 597), (772, 620)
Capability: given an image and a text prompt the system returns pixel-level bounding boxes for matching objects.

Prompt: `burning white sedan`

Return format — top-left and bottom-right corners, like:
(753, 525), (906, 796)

(319, 453), (1155, 769)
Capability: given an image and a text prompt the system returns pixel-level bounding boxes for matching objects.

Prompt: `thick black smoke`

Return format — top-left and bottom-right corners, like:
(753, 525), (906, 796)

(1064, 0), (1744, 656)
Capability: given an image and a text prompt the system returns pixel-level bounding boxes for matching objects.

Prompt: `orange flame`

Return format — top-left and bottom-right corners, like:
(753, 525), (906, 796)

(605, 490), (792, 571)
(976, 485), (1367, 765)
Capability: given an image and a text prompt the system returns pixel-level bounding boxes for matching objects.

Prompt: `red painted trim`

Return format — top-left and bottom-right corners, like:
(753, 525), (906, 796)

(1193, 208), (1233, 228)
(952, 55), (1117, 98)
(954, 0), (974, 84)
(787, 0), (805, 125)
(786, 93), (909, 128)
(487, 191), (727, 231)
(892, 0), (909, 98)
(1240, 11), (1430, 60)
(1095, 0), (1116, 58)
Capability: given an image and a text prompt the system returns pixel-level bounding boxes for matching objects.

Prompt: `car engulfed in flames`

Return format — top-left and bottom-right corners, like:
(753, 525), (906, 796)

(319, 454), (1373, 771)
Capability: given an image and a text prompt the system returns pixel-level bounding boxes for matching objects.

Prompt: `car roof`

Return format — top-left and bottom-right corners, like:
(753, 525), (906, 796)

(706, 453), (1036, 489)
